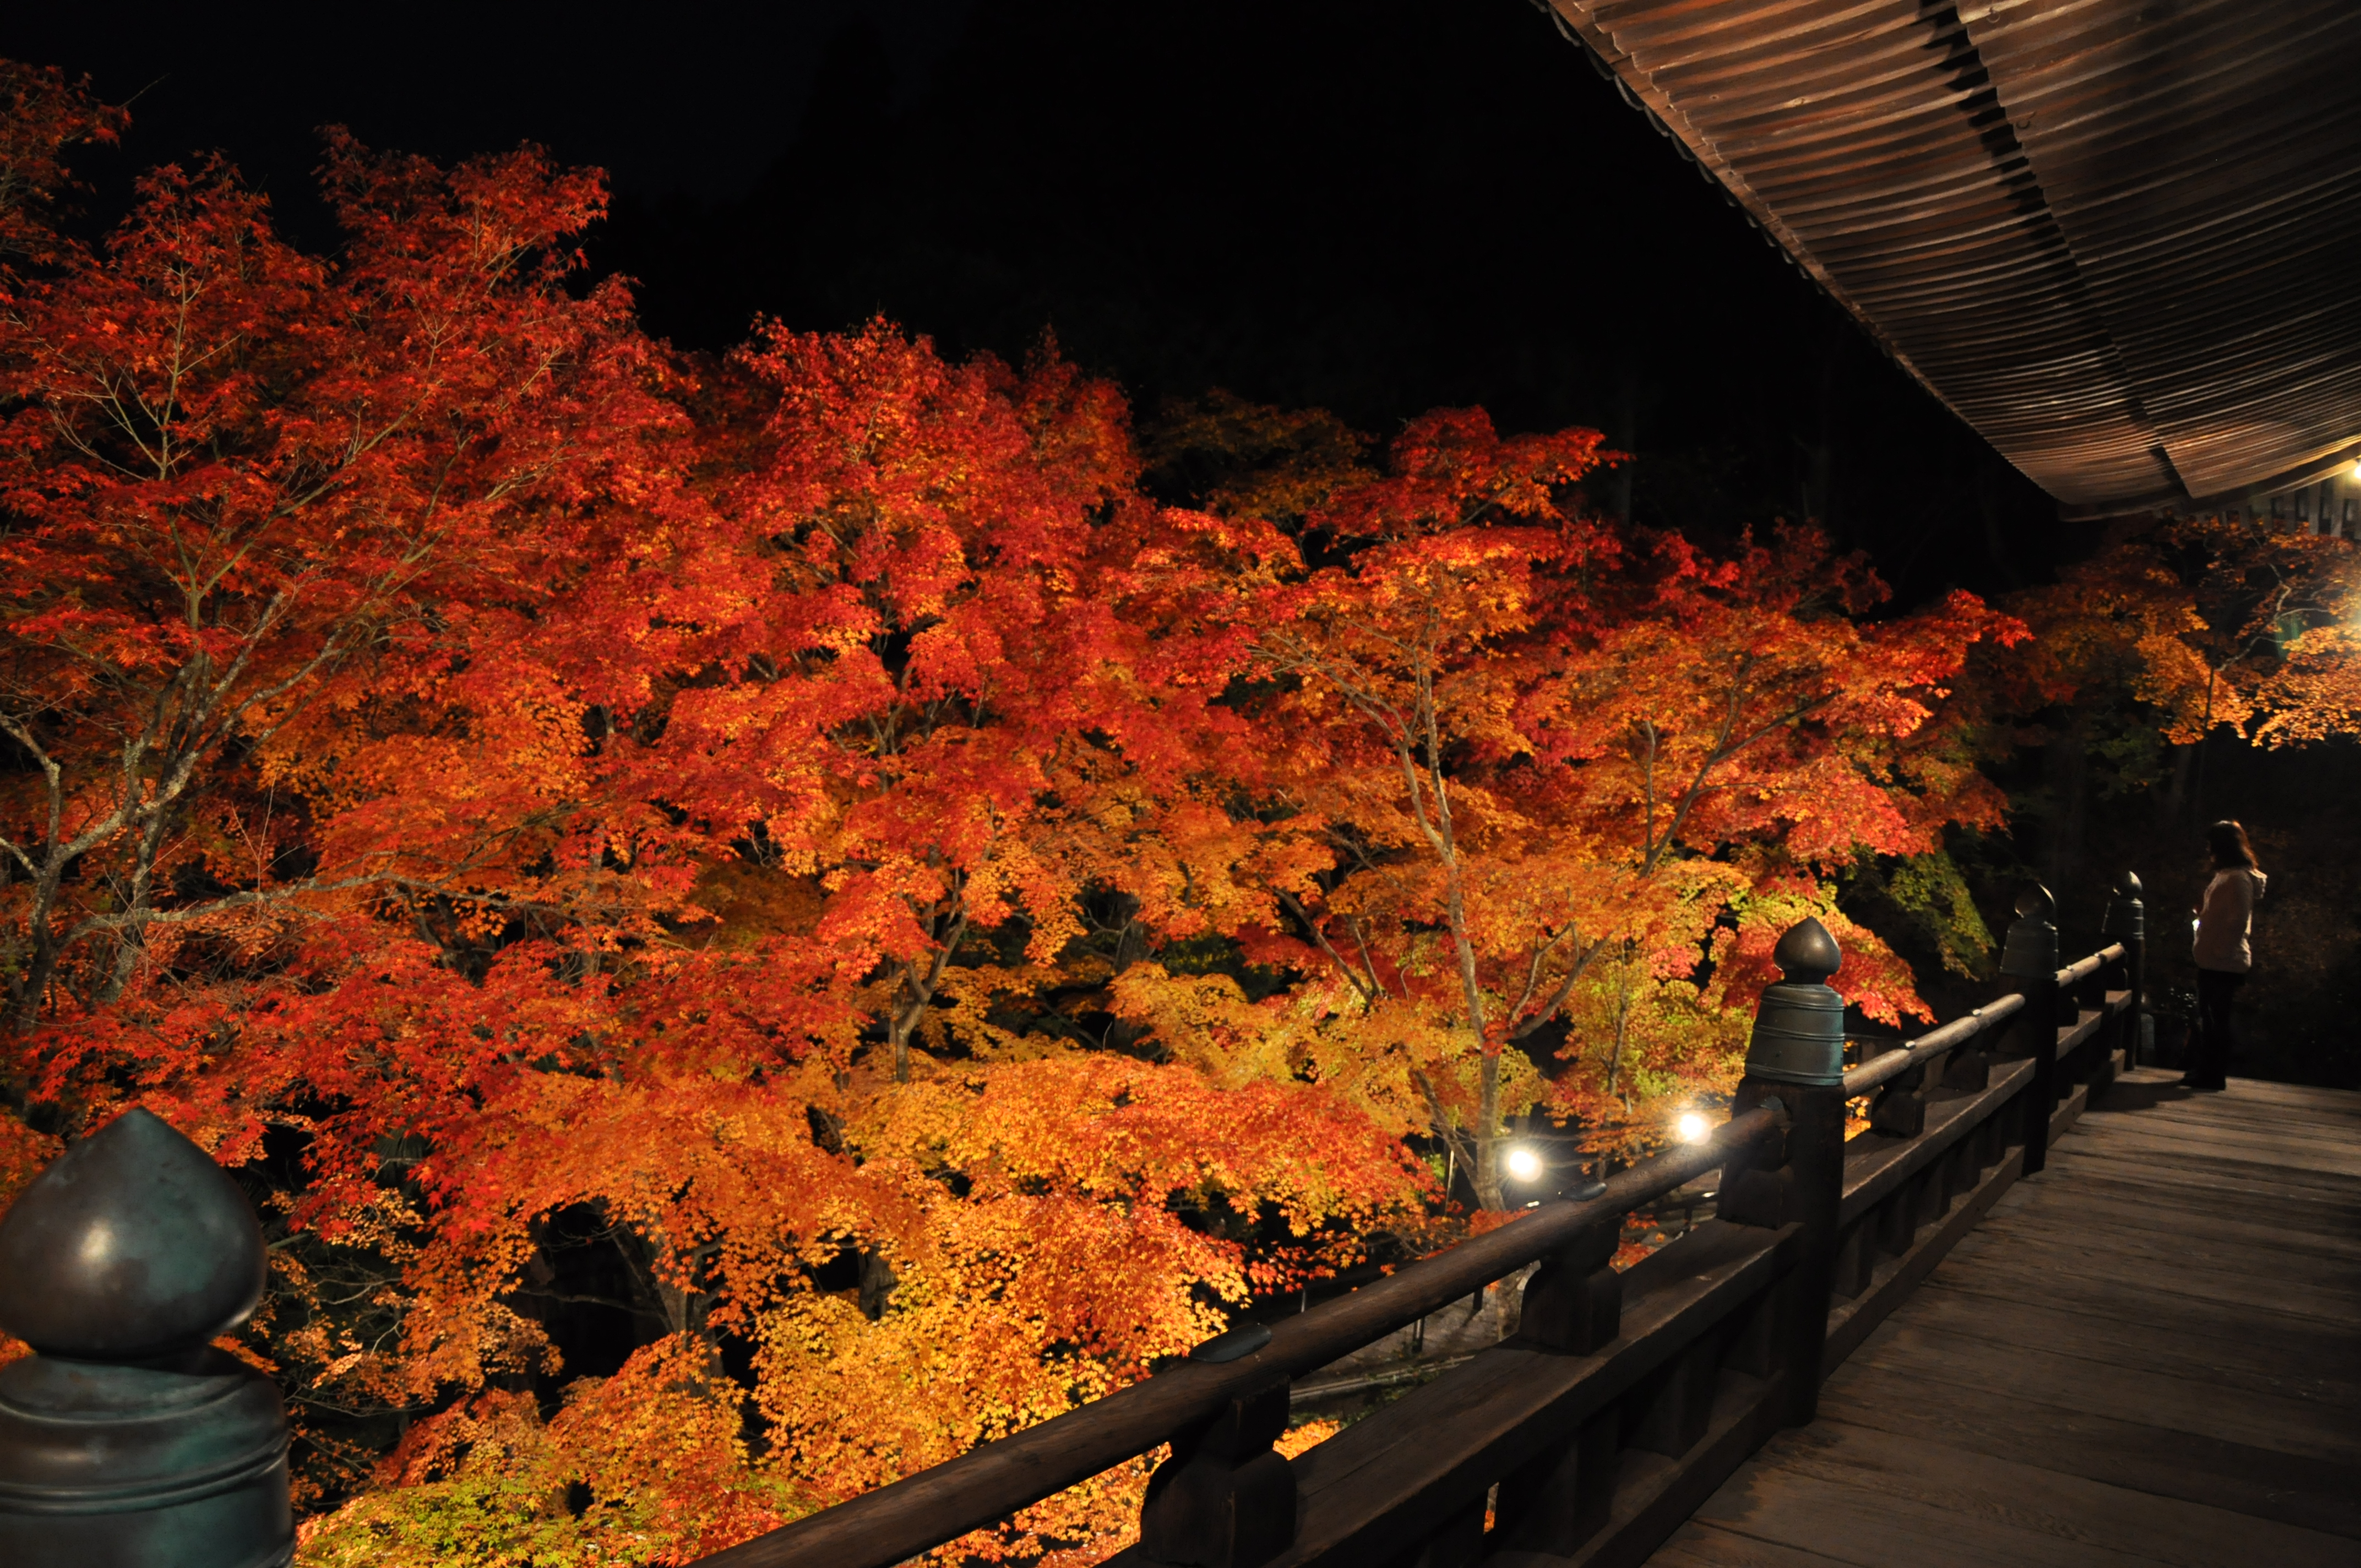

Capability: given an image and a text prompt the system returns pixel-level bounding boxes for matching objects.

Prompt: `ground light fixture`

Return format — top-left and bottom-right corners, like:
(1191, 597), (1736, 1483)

(1675, 1110), (1713, 1145)
(1503, 1145), (1546, 1184)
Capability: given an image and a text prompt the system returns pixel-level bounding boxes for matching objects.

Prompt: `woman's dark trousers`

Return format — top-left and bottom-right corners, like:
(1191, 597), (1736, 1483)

(2190, 968), (2244, 1088)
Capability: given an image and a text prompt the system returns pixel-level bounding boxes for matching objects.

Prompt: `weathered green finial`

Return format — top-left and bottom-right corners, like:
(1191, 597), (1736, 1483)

(0, 1108), (265, 1358)
(1999, 884), (2060, 978)
(2103, 870), (2145, 939)
(1744, 917), (1846, 1087)
(0, 1109), (291, 1566)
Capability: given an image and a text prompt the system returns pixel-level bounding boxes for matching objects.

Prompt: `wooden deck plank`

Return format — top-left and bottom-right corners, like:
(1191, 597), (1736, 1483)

(2072, 1086), (2361, 1135)
(1939, 1224), (2361, 1325)
(2117, 1073), (2361, 1113)
(1816, 1335), (2361, 1539)
(2050, 1123), (2361, 1182)
(2035, 1145), (2361, 1224)
(1682, 1451), (2179, 1567)
(1905, 1268), (2361, 1382)
(2108, 1066), (2361, 1102)
(1694, 1420), (2358, 1567)
(1642, 1072), (2361, 1566)
(1925, 1226), (2361, 1330)
(2102, 1070), (2361, 1114)
(1966, 1194), (2361, 1284)
(2090, 1121), (2361, 1161)
(2082, 1070), (2361, 1123)
(2058, 1113), (2361, 1174)
(2059, 1105), (2361, 1161)
(1961, 1182), (2361, 1264)
(2028, 1156), (2361, 1241)
(1840, 1317), (2361, 1462)
(1648, 1523), (1864, 1566)
(1964, 1176), (2351, 1265)
(1890, 1282), (2361, 1409)
(2087, 1095), (2361, 1139)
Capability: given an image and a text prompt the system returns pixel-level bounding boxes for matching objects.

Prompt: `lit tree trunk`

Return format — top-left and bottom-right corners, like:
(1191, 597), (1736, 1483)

(1472, 1053), (1503, 1212)
(1403, 661), (1507, 1211)
(887, 895), (966, 1084)
(1602, 946), (1636, 1107)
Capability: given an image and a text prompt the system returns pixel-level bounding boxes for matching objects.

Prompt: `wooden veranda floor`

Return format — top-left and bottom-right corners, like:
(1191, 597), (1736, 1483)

(1648, 1066), (2361, 1568)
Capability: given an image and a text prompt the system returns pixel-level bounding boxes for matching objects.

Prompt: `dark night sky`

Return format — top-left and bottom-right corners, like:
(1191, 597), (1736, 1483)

(2, 2), (981, 204)
(3, 1), (2082, 603)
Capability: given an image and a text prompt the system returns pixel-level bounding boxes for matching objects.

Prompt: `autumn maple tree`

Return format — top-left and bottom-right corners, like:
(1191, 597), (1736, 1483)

(1106, 408), (2020, 1208)
(1992, 511), (2361, 778)
(0, 100), (671, 1044)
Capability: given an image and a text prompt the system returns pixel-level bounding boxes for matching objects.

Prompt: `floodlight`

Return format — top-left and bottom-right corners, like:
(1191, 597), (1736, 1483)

(1503, 1145), (1545, 1183)
(1675, 1110), (1713, 1145)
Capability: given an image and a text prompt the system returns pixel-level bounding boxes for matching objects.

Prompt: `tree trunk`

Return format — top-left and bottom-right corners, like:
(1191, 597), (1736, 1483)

(857, 1249), (898, 1321)
(889, 1006), (917, 1085)
(887, 903), (965, 1084)
(1603, 957), (1635, 1104)
(1472, 1053), (1503, 1212)
(2159, 742), (2197, 825)
(97, 797), (181, 1005)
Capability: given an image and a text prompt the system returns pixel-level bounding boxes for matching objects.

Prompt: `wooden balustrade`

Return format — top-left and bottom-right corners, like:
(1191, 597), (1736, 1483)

(0, 879), (2143, 1568)
(692, 879), (2146, 1568)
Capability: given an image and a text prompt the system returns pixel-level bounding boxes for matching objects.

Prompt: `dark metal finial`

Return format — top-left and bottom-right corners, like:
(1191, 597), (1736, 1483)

(0, 1109), (292, 1565)
(0, 1107), (266, 1359)
(2104, 869), (2146, 939)
(2000, 883), (2061, 978)
(1772, 917), (1842, 983)
(1745, 917), (1847, 1087)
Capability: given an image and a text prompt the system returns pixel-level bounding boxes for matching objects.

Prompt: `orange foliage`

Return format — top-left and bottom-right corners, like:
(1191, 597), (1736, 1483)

(1989, 513), (2360, 756)
(1141, 408), (2020, 1196)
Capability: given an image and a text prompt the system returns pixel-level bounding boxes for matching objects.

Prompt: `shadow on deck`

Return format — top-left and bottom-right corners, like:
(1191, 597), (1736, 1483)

(1651, 1068), (2361, 1567)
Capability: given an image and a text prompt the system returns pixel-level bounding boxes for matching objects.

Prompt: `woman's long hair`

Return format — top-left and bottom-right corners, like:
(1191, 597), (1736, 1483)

(2207, 819), (2261, 872)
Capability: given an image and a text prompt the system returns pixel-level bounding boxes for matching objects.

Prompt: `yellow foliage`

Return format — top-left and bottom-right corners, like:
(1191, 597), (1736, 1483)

(299, 1340), (810, 1567)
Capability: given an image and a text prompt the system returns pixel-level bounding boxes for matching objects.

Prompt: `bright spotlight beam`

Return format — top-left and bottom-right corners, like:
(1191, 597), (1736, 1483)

(1503, 1145), (1545, 1183)
(1675, 1111), (1712, 1145)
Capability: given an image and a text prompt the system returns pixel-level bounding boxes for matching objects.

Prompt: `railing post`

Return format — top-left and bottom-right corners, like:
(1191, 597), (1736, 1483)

(1717, 918), (1848, 1426)
(2103, 870), (2146, 1069)
(1511, 1218), (1622, 1355)
(1997, 885), (2061, 1177)
(1488, 1220), (1623, 1556)
(0, 1108), (293, 1567)
(1863, 1038), (1927, 1139)
(1138, 1378), (1296, 1568)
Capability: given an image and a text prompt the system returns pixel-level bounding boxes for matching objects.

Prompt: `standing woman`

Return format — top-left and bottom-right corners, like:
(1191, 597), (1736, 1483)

(2187, 820), (2267, 1091)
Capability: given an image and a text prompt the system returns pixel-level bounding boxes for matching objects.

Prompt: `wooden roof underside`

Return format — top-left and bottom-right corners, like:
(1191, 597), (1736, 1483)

(1542, 0), (2361, 514)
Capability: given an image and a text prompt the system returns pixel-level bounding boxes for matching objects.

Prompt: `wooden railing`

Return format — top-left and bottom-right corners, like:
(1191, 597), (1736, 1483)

(695, 875), (2150, 1568)
(0, 876), (2149, 1566)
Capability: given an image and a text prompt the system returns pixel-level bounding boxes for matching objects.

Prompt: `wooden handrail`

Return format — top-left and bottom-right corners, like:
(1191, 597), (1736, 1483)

(2055, 942), (2123, 989)
(1843, 993), (2026, 1096)
(699, 1107), (1783, 1568)
(1845, 940), (2125, 1098)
